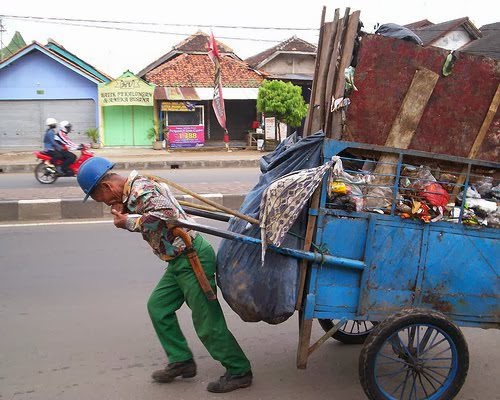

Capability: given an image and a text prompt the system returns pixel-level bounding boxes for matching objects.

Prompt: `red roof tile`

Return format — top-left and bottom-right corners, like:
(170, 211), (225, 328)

(145, 53), (264, 88)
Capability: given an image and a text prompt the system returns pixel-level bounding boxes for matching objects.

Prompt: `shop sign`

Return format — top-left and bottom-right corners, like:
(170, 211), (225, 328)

(99, 72), (154, 106)
(264, 117), (276, 140)
(168, 125), (205, 148)
(161, 101), (196, 112)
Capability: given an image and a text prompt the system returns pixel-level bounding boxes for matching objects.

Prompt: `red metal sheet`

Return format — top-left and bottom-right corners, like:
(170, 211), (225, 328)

(345, 34), (499, 161)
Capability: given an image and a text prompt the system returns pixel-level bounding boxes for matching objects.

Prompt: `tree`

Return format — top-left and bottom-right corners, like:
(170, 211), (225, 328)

(257, 80), (308, 133)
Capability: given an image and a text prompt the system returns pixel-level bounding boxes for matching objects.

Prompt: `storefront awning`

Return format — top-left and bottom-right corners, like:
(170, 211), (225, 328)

(154, 87), (259, 101)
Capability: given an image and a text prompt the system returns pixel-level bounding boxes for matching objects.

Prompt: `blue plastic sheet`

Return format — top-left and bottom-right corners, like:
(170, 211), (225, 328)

(217, 132), (325, 324)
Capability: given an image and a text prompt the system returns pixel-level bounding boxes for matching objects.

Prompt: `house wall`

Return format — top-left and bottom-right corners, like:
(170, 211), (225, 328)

(0, 50), (98, 126)
(261, 54), (315, 75)
(432, 27), (472, 50)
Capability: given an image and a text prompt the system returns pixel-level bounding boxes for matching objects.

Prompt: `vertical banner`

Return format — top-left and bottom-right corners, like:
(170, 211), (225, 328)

(207, 32), (229, 144)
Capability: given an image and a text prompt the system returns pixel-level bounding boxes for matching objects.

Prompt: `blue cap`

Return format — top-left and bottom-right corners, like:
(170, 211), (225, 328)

(77, 157), (115, 202)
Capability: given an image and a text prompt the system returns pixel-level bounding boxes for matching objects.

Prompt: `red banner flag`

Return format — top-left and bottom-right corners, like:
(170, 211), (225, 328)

(207, 32), (229, 143)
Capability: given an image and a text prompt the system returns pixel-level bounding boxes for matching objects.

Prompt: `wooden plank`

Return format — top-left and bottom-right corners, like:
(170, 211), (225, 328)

(324, 9), (349, 134)
(328, 10), (361, 139)
(373, 67), (439, 181)
(296, 313), (313, 369)
(468, 84), (500, 159)
(452, 83), (500, 194)
(310, 11), (338, 134)
(307, 21), (332, 135)
(304, 6), (326, 136)
(295, 187), (321, 310)
(319, 9), (340, 128)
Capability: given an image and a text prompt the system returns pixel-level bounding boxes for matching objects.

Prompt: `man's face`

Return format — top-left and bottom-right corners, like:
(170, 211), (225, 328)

(90, 181), (121, 206)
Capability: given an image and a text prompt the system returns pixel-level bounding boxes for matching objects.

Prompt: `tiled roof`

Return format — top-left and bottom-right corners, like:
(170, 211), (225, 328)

(174, 31), (234, 53)
(403, 19), (433, 30)
(246, 36), (317, 68)
(138, 31), (238, 78)
(409, 17), (481, 46)
(145, 53), (264, 88)
(461, 22), (500, 60)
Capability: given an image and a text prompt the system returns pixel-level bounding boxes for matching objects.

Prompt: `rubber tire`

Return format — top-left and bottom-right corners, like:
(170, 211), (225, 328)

(359, 308), (469, 400)
(35, 162), (58, 184)
(318, 319), (378, 345)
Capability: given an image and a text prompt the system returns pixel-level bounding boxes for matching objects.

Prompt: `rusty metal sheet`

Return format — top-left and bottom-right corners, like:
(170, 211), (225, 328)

(345, 34), (499, 161)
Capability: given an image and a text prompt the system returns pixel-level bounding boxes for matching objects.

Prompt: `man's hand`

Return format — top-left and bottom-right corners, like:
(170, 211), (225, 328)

(111, 208), (127, 229)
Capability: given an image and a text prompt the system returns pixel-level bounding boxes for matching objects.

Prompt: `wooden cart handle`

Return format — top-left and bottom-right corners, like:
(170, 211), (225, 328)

(172, 228), (216, 301)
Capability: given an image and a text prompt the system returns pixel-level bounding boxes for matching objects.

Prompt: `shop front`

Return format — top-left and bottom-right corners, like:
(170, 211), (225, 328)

(155, 87), (259, 147)
(161, 101), (205, 148)
(98, 71), (155, 146)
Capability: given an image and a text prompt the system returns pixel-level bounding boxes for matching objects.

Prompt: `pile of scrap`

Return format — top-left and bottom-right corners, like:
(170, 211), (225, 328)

(302, 7), (499, 228)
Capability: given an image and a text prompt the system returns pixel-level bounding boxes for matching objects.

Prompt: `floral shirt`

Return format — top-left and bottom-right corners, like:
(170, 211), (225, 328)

(123, 171), (197, 261)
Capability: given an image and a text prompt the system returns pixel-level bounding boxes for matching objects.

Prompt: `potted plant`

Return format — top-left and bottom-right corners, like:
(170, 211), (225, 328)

(85, 128), (100, 149)
(147, 120), (163, 150)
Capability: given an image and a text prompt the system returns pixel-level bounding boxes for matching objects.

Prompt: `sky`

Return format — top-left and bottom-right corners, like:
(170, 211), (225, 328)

(0, 0), (497, 77)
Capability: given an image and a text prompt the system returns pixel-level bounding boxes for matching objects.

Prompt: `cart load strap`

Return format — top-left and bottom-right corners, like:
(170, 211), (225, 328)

(217, 131), (325, 324)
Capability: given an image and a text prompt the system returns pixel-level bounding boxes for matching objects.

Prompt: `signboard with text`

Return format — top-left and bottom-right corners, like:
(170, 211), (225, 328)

(161, 101), (195, 112)
(99, 71), (154, 107)
(168, 125), (205, 148)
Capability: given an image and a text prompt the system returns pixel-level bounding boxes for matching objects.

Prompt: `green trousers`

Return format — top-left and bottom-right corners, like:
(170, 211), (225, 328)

(147, 234), (251, 375)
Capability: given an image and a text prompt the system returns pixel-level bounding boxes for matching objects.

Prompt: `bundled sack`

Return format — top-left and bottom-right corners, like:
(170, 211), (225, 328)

(217, 132), (325, 324)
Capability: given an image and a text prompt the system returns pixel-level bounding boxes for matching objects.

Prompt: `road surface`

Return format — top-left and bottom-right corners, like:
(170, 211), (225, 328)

(0, 220), (498, 400)
(0, 168), (260, 200)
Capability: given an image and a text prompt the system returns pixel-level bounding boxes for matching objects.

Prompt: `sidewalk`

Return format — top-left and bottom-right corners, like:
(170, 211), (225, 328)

(0, 147), (267, 173)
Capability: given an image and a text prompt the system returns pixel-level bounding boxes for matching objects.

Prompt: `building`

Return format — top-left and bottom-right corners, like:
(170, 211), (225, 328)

(98, 71), (155, 147)
(245, 36), (317, 103)
(461, 22), (500, 60)
(405, 17), (481, 50)
(0, 40), (111, 149)
(138, 31), (264, 147)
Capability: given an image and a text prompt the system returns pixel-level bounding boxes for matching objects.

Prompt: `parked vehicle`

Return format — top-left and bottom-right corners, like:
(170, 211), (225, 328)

(34, 144), (94, 184)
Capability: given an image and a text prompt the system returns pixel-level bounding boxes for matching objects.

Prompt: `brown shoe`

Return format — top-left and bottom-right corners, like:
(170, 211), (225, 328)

(151, 359), (197, 383)
(207, 371), (253, 393)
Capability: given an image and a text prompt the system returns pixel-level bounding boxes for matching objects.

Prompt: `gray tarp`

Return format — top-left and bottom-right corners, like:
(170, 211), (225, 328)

(217, 132), (325, 324)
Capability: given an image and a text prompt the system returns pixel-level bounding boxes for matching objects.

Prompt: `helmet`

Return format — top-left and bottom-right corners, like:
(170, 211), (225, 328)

(77, 157), (115, 202)
(46, 117), (57, 126)
(60, 120), (72, 132)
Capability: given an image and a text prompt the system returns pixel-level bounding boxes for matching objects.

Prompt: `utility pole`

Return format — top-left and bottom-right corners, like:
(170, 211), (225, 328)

(0, 17), (5, 62)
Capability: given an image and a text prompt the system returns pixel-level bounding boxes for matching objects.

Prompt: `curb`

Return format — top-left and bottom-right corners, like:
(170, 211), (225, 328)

(0, 194), (247, 222)
(0, 159), (260, 173)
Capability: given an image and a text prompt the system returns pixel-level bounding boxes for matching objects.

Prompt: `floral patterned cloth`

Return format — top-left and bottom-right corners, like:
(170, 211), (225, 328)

(123, 171), (197, 261)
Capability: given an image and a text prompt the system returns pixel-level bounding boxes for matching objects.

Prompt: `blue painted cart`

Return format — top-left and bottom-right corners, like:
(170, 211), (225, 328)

(180, 139), (499, 400)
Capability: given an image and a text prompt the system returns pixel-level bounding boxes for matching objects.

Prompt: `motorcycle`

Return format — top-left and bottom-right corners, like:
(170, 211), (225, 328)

(34, 144), (94, 184)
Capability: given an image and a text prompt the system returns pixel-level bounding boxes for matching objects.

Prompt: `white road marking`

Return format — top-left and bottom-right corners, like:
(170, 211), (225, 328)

(0, 216), (204, 228)
(0, 220), (113, 228)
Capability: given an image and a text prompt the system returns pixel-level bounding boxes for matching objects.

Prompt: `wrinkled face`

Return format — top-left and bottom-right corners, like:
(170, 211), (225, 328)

(90, 181), (122, 206)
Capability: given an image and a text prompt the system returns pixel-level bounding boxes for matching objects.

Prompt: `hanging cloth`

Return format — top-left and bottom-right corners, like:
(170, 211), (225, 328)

(259, 159), (335, 262)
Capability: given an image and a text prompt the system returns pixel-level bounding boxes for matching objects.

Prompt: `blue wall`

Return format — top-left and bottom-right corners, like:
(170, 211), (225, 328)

(0, 49), (99, 126)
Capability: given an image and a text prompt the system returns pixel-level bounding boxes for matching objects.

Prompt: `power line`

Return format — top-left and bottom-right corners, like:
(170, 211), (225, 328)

(0, 14), (320, 32)
(1, 16), (320, 44)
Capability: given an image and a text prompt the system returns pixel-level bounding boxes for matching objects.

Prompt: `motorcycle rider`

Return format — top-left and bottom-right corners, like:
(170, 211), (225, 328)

(55, 120), (77, 176)
(43, 117), (63, 173)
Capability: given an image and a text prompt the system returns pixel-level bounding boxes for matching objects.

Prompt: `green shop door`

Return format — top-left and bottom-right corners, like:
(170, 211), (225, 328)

(103, 105), (153, 146)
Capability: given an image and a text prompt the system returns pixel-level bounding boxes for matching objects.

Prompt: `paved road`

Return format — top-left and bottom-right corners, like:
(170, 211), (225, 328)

(0, 168), (260, 200)
(0, 221), (499, 400)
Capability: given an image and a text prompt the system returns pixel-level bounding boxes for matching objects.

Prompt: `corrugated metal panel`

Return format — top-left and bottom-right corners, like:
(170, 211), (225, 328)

(0, 99), (96, 148)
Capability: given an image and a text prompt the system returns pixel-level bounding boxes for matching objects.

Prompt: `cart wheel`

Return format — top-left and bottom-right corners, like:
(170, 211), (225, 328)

(359, 309), (469, 400)
(318, 319), (378, 344)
